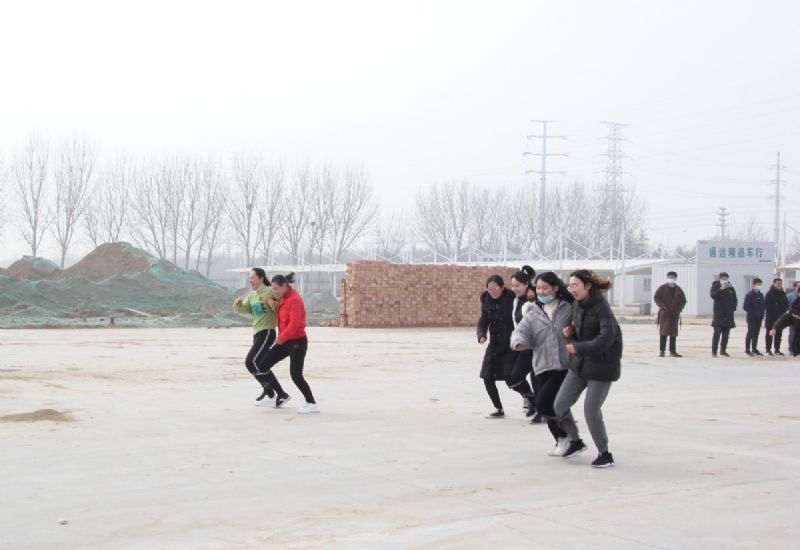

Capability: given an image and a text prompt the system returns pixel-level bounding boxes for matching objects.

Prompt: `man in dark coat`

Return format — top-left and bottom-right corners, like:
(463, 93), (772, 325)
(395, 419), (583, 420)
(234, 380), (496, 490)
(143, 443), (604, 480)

(710, 272), (738, 357)
(653, 271), (687, 358)
(764, 278), (789, 356)
(743, 278), (766, 356)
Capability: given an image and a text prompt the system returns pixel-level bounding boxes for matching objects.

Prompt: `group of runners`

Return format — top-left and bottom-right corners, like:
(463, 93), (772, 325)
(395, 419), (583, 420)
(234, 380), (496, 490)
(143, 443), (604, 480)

(477, 267), (622, 468)
(232, 264), (622, 468)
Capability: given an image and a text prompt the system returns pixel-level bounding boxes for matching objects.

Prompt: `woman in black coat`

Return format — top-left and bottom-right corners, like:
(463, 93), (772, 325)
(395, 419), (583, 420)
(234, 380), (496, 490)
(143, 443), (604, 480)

(554, 270), (622, 468)
(770, 299), (800, 356)
(477, 274), (517, 418)
(710, 272), (738, 357)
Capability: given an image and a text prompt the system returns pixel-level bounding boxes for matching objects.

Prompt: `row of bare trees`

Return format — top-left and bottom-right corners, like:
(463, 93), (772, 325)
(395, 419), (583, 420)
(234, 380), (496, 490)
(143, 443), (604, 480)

(396, 180), (649, 262)
(1, 137), (377, 275)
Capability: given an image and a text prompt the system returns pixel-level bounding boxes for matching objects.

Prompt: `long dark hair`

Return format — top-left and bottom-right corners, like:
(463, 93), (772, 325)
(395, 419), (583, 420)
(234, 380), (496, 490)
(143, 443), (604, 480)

(569, 269), (612, 297)
(535, 271), (574, 303)
(251, 267), (268, 285)
(271, 272), (296, 286)
(485, 274), (505, 288)
(511, 265), (536, 290)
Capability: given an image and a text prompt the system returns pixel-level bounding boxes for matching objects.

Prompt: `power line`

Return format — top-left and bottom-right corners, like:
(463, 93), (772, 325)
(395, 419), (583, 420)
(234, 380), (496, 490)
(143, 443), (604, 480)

(523, 120), (568, 236)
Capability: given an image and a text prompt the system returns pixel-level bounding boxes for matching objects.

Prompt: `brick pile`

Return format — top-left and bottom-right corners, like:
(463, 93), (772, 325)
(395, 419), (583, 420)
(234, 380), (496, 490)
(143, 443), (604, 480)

(337, 261), (522, 328)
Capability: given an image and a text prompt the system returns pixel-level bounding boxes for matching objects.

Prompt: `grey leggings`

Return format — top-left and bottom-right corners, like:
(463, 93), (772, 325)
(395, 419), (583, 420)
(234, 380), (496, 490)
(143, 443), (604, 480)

(554, 369), (612, 453)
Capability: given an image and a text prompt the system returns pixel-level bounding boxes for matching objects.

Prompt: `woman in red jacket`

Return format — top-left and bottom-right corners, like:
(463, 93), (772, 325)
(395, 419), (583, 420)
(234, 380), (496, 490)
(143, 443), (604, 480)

(256, 272), (319, 414)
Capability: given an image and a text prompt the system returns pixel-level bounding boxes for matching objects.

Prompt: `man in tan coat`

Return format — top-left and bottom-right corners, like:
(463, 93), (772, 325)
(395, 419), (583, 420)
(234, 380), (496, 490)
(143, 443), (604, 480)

(654, 271), (688, 357)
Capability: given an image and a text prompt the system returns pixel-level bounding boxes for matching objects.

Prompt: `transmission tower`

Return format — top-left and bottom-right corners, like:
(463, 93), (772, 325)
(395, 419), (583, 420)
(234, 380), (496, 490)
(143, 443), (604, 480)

(717, 207), (729, 240)
(524, 120), (568, 235)
(769, 152), (786, 264)
(601, 121), (629, 259)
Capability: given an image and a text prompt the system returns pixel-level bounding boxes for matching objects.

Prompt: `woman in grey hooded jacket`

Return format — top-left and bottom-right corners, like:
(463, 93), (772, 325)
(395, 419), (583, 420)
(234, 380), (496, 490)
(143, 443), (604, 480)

(511, 272), (576, 457)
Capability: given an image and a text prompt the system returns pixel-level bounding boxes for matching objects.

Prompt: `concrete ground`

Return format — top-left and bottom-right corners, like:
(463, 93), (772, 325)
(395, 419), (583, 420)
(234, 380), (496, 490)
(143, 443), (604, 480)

(1, 324), (799, 549)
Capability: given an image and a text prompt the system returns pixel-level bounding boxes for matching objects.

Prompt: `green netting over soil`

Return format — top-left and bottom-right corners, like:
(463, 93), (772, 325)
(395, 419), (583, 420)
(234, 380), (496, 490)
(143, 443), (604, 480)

(0, 243), (339, 328)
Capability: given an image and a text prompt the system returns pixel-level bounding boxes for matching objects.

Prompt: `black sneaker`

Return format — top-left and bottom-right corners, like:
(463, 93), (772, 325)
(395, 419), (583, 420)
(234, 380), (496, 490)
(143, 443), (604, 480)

(776, 350), (784, 356)
(486, 409), (505, 419)
(275, 395), (291, 408)
(659, 351), (666, 358)
(670, 352), (682, 358)
(745, 351), (753, 356)
(562, 439), (587, 458)
(256, 387), (275, 401)
(720, 351), (730, 357)
(753, 350), (763, 356)
(712, 352), (718, 357)
(591, 452), (615, 468)
(766, 350), (774, 356)
(530, 412), (543, 424)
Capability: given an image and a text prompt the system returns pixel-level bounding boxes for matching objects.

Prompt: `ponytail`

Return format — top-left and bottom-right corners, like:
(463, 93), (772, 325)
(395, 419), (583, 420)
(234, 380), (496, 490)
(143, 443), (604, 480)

(271, 272), (296, 286)
(512, 265), (536, 290)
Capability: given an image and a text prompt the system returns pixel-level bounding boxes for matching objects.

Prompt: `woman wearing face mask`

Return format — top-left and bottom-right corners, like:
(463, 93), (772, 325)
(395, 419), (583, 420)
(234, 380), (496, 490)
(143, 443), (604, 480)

(511, 272), (575, 456)
(233, 267), (279, 406)
(554, 270), (622, 468)
(254, 272), (319, 414)
(477, 274), (517, 418)
(653, 271), (687, 358)
(710, 272), (738, 358)
(507, 266), (538, 418)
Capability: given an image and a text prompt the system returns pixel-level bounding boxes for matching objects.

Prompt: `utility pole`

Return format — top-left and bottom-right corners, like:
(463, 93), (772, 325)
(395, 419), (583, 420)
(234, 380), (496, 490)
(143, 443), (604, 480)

(717, 207), (729, 240)
(601, 121), (629, 261)
(524, 120), (568, 238)
(769, 152), (786, 265)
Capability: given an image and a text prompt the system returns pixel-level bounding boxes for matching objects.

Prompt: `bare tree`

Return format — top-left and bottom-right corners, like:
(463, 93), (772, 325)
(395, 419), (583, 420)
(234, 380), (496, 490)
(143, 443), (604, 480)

(308, 164), (335, 263)
(85, 154), (133, 247)
(734, 215), (769, 242)
(227, 153), (262, 266)
(129, 159), (171, 259)
(256, 161), (285, 265)
(194, 159), (228, 276)
(14, 136), (51, 258)
(0, 153), (7, 232)
(162, 158), (186, 265)
(328, 165), (377, 262)
(279, 162), (314, 260)
(414, 181), (470, 261)
(52, 135), (95, 267)
(376, 211), (410, 260)
(176, 158), (204, 269)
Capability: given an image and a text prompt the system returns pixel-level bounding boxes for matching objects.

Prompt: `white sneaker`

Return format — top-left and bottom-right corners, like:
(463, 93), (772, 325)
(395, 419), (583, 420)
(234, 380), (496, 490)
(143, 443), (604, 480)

(297, 403), (320, 414)
(548, 437), (569, 457)
(254, 395), (276, 407)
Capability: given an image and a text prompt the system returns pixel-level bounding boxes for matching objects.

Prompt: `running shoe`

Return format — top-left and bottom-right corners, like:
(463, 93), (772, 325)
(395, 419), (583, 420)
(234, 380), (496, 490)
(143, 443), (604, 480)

(548, 437), (569, 457)
(766, 350), (774, 356)
(659, 351), (665, 357)
(275, 395), (292, 408)
(486, 409), (505, 419)
(745, 351), (753, 356)
(720, 351), (730, 357)
(753, 350), (763, 356)
(562, 439), (587, 458)
(530, 412), (543, 424)
(776, 350), (785, 356)
(670, 352), (682, 358)
(591, 452), (615, 468)
(298, 403), (320, 414)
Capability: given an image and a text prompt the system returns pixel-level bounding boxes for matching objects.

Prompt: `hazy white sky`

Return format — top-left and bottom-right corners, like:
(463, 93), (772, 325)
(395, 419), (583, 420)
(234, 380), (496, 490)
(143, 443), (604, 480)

(1, 0), (798, 263)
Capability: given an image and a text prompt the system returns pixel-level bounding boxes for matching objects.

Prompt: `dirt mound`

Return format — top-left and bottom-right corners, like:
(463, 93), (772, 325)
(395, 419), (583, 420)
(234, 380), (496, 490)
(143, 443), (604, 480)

(6, 256), (63, 280)
(0, 409), (74, 422)
(62, 242), (155, 282)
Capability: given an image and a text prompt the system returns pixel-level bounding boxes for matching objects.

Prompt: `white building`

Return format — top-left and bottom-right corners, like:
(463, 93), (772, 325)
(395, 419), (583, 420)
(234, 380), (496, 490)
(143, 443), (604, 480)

(650, 240), (776, 317)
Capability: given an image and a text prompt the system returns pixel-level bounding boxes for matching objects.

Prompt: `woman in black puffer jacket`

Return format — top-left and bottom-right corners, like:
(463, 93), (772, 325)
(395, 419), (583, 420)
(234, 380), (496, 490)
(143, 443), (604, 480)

(554, 270), (623, 468)
(477, 274), (517, 418)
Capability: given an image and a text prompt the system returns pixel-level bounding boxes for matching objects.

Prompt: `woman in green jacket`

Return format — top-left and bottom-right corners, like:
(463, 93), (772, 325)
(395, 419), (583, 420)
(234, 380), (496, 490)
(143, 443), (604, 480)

(233, 267), (279, 406)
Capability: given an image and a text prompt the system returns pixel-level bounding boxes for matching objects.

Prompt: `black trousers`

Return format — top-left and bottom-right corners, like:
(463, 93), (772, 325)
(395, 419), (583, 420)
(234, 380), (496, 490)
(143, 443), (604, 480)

(534, 369), (568, 440)
(255, 336), (315, 404)
(765, 318), (783, 352)
(712, 327), (731, 354)
(506, 350), (534, 397)
(659, 335), (677, 353)
(745, 318), (762, 353)
(246, 329), (276, 396)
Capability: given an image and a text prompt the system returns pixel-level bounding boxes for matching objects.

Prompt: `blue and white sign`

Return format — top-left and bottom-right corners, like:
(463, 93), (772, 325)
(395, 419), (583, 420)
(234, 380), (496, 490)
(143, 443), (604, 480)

(696, 240), (775, 264)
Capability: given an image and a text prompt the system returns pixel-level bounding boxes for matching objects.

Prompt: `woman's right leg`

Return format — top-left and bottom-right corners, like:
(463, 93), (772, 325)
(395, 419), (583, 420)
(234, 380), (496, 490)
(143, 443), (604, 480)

(255, 343), (291, 399)
(483, 379), (503, 411)
(553, 370), (586, 442)
(507, 350), (534, 401)
(246, 330), (276, 398)
(535, 370), (568, 440)
(583, 380), (612, 453)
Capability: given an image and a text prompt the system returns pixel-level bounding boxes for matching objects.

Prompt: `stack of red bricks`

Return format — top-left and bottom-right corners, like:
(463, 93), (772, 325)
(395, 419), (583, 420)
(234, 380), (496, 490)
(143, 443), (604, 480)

(337, 261), (520, 328)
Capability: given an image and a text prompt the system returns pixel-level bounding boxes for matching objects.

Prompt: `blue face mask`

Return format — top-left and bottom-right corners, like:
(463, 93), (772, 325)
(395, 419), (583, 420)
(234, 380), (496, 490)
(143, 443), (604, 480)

(537, 294), (555, 304)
